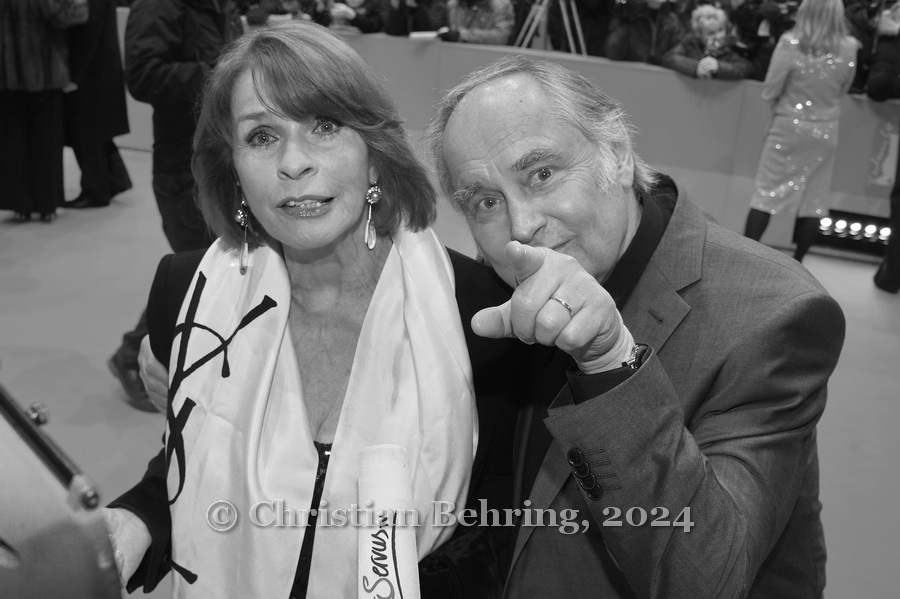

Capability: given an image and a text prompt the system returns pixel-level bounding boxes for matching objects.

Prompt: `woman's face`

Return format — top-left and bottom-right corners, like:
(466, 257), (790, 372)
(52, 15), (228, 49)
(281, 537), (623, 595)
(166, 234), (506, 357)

(696, 11), (723, 37)
(231, 70), (375, 256)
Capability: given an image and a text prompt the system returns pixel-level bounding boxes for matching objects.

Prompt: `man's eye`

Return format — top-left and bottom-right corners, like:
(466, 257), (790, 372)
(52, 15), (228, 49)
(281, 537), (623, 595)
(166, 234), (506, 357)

(536, 167), (553, 182)
(474, 196), (502, 213)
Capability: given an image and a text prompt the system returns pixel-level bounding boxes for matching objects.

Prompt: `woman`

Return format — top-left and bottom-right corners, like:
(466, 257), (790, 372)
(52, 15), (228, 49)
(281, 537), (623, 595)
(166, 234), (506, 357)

(105, 21), (524, 598)
(661, 4), (752, 80)
(743, 0), (858, 262)
(0, 0), (70, 222)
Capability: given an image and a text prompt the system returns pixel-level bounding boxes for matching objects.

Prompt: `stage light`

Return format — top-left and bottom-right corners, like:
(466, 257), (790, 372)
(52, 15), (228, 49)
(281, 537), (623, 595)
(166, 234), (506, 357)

(835, 220), (847, 231)
(865, 224), (877, 236)
(850, 222), (862, 234)
(820, 217), (833, 230)
(881, 227), (892, 238)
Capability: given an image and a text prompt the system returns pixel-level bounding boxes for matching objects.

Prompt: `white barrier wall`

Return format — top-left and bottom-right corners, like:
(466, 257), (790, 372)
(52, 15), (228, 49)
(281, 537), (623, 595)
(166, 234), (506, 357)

(114, 13), (900, 252)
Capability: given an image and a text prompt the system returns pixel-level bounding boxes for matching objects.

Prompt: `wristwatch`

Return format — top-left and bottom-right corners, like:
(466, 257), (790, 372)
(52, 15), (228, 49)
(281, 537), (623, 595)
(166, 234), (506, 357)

(622, 343), (650, 370)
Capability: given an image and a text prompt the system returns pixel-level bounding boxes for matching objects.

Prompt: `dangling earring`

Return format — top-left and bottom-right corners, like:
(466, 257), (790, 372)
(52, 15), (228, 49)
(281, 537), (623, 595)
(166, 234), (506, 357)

(364, 184), (382, 251)
(234, 199), (250, 274)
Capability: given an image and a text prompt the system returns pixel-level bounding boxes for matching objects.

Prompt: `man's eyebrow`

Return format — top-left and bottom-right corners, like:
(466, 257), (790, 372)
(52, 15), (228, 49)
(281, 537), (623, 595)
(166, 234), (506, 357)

(451, 183), (481, 207)
(511, 149), (562, 172)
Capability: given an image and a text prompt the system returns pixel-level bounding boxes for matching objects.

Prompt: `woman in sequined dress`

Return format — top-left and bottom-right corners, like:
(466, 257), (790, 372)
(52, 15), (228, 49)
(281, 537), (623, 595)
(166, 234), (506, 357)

(743, 0), (858, 261)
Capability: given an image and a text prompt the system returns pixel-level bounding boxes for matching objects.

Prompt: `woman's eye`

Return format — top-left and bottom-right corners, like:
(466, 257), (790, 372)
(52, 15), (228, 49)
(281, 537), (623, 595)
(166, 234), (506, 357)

(247, 130), (275, 147)
(314, 118), (341, 137)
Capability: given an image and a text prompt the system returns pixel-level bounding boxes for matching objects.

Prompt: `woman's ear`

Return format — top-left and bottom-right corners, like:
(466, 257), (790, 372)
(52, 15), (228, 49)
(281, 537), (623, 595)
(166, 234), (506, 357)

(369, 165), (378, 186)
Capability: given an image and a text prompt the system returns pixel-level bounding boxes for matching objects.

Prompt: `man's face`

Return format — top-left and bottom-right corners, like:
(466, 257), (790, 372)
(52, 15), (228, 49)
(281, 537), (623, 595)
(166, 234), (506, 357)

(441, 74), (640, 287)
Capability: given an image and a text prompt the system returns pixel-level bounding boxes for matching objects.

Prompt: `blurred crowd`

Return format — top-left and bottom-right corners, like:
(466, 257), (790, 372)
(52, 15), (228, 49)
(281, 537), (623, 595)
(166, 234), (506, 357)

(231, 0), (899, 90)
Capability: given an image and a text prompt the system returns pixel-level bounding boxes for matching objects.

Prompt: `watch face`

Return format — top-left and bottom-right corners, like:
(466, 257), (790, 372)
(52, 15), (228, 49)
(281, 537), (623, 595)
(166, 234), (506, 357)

(631, 344), (649, 369)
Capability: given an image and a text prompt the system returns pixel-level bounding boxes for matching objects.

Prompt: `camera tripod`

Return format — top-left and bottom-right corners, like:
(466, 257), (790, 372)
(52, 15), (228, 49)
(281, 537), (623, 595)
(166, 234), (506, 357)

(514, 0), (586, 55)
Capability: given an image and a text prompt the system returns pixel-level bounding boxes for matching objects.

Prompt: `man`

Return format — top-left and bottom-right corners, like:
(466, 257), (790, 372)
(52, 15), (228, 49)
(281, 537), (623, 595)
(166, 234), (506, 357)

(136, 55), (844, 597)
(866, 5), (900, 293)
(63, 0), (132, 209)
(107, 0), (243, 410)
(425, 55), (843, 597)
(604, 0), (683, 64)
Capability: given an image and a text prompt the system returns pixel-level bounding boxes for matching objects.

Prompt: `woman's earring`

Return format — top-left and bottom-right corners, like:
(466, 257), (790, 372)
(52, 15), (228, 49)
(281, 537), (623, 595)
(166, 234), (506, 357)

(364, 184), (382, 251)
(234, 200), (250, 274)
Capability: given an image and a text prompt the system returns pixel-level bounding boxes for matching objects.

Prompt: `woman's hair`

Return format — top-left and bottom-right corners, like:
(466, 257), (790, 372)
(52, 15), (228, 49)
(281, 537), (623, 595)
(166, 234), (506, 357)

(192, 20), (436, 249)
(425, 55), (656, 209)
(792, 0), (848, 55)
(690, 5), (727, 37)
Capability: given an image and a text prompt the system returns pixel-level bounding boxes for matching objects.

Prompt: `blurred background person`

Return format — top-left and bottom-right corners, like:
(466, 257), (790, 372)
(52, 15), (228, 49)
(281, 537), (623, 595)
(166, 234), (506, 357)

(308, 0), (388, 32)
(0, 0), (74, 222)
(384, 0), (447, 35)
(604, 0), (684, 65)
(63, 0), (132, 209)
(866, 2), (900, 292)
(844, 0), (883, 93)
(107, 0), (243, 410)
(744, 0), (858, 262)
(546, 0), (615, 56)
(662, 4), (754, 79)
(437, 0), (514, 44)
(245, 0), (301, 27)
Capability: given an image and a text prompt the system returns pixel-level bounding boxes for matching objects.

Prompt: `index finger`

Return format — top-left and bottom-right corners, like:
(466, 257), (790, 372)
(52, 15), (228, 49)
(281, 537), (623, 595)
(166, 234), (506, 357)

(506, 241), (547, 287)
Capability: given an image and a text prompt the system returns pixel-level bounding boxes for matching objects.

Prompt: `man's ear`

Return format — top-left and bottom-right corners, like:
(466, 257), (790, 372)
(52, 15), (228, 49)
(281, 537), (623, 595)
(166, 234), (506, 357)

(615, 143), (635, 188)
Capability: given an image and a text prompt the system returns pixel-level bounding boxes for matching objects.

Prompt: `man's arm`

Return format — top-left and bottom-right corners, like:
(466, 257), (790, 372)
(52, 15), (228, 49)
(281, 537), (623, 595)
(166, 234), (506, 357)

(124, 0), (210, 105)
(543, 291), (843, 598)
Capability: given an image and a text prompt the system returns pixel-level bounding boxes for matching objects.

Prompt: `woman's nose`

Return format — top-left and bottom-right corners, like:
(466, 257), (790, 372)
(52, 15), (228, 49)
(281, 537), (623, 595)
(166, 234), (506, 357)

(277, 138), (316, 180)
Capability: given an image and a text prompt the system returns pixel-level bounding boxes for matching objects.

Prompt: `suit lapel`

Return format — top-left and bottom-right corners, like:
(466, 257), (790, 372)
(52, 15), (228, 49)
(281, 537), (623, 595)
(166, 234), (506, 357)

(507, 392), (576, 572)
(506, 190), (708, 577)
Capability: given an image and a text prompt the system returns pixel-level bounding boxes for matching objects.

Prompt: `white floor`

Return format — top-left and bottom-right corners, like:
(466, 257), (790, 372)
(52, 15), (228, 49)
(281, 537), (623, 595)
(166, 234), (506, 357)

(1, 148), (899, 598)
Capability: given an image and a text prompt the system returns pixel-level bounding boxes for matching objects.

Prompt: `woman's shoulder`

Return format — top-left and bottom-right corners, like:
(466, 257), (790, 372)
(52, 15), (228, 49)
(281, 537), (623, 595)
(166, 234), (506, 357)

(840, 35), (861, 52)
(778, 31), (799, 46)
(157, 249), (207, 297)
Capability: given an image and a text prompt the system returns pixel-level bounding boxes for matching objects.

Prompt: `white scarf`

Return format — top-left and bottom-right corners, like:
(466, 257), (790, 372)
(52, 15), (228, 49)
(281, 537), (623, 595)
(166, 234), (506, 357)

(164, 227), (476, 598)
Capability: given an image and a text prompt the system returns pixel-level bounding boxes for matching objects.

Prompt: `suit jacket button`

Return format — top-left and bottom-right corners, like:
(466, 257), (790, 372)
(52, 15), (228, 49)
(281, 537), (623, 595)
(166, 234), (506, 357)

(579, 472), (597, 490)
(586, 486), (603, 501)
(573, 461), (591, 478)
(566, 448), (585, 467)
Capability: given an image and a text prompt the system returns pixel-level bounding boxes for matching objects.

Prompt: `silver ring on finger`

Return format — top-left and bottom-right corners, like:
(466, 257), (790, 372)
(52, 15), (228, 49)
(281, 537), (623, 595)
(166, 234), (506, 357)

(550, 295), (574, 318)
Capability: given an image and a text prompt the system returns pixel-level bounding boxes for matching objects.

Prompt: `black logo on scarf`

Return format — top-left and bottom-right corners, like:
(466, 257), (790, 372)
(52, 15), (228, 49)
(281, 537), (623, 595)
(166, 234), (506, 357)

(163, 271), (277, 585)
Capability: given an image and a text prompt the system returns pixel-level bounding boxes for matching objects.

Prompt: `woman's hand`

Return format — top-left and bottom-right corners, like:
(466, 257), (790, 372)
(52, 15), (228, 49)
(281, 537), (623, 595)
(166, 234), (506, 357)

(138, 335), (168, 413)
(103, 507), (152, 588)
(697, 56), (719, 78)
(878, 9), (900, 37)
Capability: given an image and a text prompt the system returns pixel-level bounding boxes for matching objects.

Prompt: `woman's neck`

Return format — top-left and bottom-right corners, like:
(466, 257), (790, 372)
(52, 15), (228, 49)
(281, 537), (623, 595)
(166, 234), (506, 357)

(283, 235), (393, 315)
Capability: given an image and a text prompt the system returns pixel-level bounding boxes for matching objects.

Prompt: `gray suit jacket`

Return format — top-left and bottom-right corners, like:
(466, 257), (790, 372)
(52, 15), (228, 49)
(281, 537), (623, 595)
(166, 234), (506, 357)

(505, 184), (844, 598)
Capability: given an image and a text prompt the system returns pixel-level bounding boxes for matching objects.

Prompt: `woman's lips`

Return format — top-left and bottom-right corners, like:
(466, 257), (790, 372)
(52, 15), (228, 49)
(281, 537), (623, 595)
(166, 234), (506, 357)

(280, 196), (334, 217)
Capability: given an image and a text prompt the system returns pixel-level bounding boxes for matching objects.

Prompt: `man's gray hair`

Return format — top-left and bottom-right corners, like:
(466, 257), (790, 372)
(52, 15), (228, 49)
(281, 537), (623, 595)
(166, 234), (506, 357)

(425, 55), (657, 207)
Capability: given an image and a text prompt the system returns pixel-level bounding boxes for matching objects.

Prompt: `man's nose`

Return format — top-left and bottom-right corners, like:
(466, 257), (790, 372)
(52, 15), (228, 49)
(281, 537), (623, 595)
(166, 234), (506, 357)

(508, 200), (545, 245)
(278, 139), (316, 180)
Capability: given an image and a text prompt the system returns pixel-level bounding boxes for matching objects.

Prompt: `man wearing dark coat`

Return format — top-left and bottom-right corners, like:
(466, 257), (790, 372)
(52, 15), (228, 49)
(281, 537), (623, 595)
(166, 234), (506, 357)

(63, 0), (133, 208)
